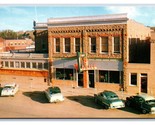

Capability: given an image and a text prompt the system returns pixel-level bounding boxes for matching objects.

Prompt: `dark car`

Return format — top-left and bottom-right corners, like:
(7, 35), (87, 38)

(125, 94), (155, 114)
(94, 90), (125, 109)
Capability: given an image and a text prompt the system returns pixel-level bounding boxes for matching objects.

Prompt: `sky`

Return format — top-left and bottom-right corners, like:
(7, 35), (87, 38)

(0, 5), (155, 31)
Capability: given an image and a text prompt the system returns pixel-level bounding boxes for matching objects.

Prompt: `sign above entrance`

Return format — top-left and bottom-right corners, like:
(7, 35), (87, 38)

(76, 52), (97, 73)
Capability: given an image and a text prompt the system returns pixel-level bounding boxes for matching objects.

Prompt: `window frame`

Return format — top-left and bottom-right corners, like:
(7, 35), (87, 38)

(100, 36), (108, 54)
(64, 38), (71, 53)
(54, 38), (60, 53)
(130, 73), (137, 86)
(113, 36), (120, 54)
(90, 37), (96, 53)
(74, 37), (80, 53)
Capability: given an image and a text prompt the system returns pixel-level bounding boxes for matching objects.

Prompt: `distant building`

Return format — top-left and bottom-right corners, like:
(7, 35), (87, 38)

(0, 53), (49, 85)
(33, 22), (48, 53)
(4, 38), (34, 52)
(0, 37), (5, 52)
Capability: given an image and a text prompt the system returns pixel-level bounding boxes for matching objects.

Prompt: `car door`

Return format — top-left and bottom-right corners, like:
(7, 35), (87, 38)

(97, 93), (104, 104)
(133, 96), (143, 109)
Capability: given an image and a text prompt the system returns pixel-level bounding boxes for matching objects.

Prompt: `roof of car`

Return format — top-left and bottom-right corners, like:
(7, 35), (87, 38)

(48, 86), (61, 93)
(137, 94), (155, 101)
(4, 83), (16, 87)
(102, 90), (117, 96)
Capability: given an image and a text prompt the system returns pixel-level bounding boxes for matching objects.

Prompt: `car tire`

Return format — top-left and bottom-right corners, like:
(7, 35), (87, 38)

(142, 109), (147, 114)
(104, 105), (109, 109)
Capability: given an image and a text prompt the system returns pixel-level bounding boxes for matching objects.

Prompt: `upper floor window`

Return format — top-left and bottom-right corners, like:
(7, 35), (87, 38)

(113, 37), (120, 53)
(55, 38), (60, 53)
(75, 38), (80, 52)
(90, 37), (96, 53)
(64, 38), (70, 53)
(100, 37), (108, 53)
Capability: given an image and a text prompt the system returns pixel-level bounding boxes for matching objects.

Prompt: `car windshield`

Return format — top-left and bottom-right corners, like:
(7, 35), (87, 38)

(104, 92), (119, 99)
(146, 100), (155, 105)
(49, 87), (61, 94)
(4, 86), (13, 89)
(107, 95), (119, 99)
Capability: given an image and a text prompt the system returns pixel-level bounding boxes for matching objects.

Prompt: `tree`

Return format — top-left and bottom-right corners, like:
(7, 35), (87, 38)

(0, 30), (17, 39)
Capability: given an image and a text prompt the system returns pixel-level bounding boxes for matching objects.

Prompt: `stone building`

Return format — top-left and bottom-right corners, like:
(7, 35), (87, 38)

(34, 13), (155, 96)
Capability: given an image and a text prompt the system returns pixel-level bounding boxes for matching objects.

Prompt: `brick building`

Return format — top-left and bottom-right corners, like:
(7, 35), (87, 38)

(0, 37), (5, 52)
(0, 53), (49, 85)
(4, 38), (34, 52)
(33, 13), (155, 96)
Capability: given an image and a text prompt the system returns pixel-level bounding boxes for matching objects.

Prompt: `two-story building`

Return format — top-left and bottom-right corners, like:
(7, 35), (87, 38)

(33, 13), (155, 96)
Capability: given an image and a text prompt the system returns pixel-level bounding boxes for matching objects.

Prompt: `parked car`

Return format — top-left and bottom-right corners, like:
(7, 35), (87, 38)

(125, 94), (155, 114)
(45, 86), (64, 103)
(1, 83), (19, 97)
(94, 90), (125, 109)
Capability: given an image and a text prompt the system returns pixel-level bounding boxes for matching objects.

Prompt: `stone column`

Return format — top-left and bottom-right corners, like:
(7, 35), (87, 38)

(83, 70), (89, 88)
(82, 30), (89, 88)
(48, 32), (53, 86)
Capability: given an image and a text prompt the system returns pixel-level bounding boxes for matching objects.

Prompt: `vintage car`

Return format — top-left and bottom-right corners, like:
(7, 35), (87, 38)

(94, 90), (125, 109)
(125, 94), (155, 114)
(1, 83), (19, 97)
(45, 86), (64, 103)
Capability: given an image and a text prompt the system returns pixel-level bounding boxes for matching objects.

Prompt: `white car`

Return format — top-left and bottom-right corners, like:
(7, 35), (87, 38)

(1, 83), (19, 97)
(45, 86), (64, 103)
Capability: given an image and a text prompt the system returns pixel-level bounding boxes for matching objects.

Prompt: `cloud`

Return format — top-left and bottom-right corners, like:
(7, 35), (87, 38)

(105, 6), (142, 18)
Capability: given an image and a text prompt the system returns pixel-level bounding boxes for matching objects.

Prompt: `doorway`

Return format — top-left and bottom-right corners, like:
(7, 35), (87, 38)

(141, 74), (147, 93)
(78, 73), (83, 87)
(89, 70), (95, 88)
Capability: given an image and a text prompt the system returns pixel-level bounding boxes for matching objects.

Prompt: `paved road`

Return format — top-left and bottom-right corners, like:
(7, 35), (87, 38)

(0, 83), (155, 119)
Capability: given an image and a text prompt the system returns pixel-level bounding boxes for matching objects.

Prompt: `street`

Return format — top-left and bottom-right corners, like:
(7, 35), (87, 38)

(0, 82), (155, 119)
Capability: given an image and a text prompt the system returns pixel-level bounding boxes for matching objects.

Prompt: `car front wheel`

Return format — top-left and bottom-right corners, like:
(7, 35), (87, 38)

(142, 109), (147, 114)
(104, 104), (109, 109)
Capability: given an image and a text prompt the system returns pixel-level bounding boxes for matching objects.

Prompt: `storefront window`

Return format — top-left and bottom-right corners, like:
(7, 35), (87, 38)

(56, 68), (73, 80)
(99, 70), (120, 84)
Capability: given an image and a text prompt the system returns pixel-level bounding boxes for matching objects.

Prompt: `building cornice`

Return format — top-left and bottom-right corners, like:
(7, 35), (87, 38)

(47, 13), (128, 26)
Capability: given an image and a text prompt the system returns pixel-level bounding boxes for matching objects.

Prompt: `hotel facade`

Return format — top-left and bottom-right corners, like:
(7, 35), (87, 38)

(34, 13), (155, 96)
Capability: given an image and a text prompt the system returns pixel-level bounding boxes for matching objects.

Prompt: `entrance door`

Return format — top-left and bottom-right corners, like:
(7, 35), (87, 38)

(78, 73), (83, 87)
(89, 70), (94, 88)
(141, 74), (147, 93)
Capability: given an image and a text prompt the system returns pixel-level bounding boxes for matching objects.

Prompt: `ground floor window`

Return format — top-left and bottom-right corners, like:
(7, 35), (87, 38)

(98, 70), (120, 84)
(130, 73), (137, 86)
(55, 68), (74, 80)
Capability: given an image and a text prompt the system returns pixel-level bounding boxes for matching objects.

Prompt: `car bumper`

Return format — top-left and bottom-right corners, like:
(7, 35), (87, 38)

(49, 98), (64, 103)
(110, 105), (125, 109)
